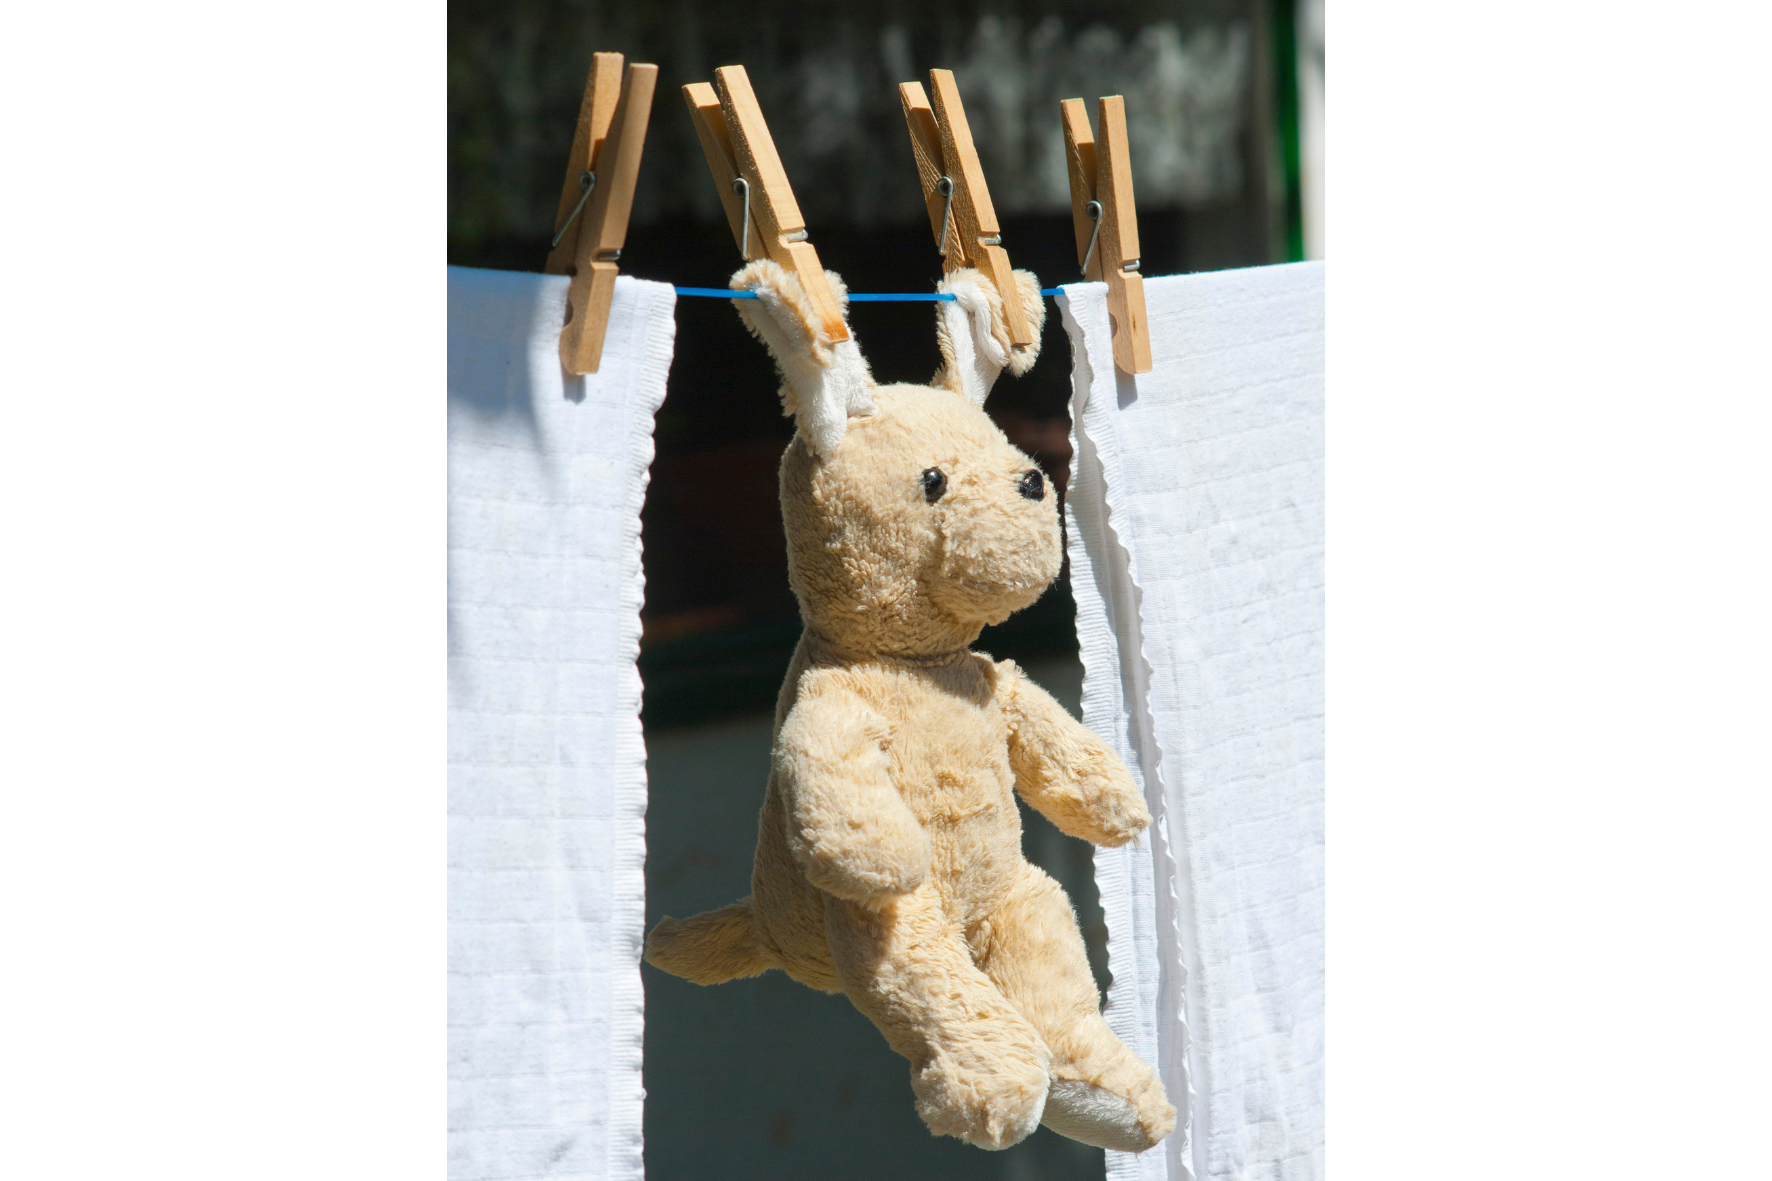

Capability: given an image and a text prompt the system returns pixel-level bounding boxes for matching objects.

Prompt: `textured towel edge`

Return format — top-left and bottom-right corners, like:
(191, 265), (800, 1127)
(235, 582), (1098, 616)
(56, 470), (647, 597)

(1058, 284), (1200, 1181)
(606, 275), (676, 1181)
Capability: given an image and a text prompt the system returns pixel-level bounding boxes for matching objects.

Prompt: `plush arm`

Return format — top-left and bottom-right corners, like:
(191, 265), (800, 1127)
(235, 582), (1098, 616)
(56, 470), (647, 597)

(775, 682), (930, 903)
(1000, 661), (1151, 847)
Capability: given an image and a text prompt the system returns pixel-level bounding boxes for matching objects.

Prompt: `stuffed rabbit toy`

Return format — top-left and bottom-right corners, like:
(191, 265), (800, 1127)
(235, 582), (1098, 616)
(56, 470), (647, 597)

(646, 259), (1174, 1154)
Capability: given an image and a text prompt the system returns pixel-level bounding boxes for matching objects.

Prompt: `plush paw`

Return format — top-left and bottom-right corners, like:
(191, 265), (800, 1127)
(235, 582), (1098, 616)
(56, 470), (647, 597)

(911, 1046), (1050, 1151)
(1041, 1079), (1175, 1152)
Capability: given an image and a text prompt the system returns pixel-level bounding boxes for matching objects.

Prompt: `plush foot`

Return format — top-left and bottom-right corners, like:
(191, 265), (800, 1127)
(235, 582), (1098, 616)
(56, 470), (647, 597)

(1041, 1079), (1166, 1152)
(911, 1047), (1050, 1150)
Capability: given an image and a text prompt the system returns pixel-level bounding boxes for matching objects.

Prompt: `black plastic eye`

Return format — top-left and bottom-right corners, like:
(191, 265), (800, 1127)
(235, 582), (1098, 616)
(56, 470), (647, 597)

(1018, 469), (1045, 501)
(920, 468), (947, 503)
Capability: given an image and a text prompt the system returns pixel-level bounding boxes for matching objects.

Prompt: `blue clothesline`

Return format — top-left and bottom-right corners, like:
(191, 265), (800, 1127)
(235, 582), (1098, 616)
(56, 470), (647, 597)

(674, 286), (1067, 301)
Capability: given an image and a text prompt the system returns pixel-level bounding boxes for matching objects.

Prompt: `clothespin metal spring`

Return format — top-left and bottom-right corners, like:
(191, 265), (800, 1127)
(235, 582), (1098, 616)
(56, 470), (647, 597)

(1080, 199), (1102, 278)
(731, 176), (751, 259)
(936, 176), (954, 258)
(550, 171), (598, 251)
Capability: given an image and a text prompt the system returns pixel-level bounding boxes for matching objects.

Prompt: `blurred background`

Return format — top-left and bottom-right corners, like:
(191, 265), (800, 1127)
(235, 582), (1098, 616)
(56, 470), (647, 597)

(449, 1), (1322, 1176)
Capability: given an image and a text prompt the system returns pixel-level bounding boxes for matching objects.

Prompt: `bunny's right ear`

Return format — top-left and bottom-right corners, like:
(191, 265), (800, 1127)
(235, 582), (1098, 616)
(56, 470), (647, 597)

(931, 268), (1045, 407)
(730, 259), (876, 458)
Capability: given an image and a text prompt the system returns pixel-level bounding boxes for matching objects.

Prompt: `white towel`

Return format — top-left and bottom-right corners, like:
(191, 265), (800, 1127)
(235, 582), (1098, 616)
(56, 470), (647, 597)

(1060, 263), (1325, 1181)
(447, 267), (674, 1181)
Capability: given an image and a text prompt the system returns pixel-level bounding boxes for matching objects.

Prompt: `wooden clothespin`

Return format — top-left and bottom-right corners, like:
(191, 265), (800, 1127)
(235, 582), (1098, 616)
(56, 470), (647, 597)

(544, 52), (658, 375)
(897, 69), (1035, 349)
(682, 65), (848, 343)
(1060, 96), (1151, 375)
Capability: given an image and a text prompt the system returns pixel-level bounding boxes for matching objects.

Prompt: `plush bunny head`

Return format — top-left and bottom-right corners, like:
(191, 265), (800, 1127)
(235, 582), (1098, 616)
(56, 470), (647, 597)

(731, 260), (1060, 660)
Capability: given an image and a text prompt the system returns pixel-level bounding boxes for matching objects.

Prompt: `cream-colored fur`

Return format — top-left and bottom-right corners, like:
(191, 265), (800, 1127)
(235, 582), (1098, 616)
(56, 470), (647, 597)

(645, 261), (1175, 1153)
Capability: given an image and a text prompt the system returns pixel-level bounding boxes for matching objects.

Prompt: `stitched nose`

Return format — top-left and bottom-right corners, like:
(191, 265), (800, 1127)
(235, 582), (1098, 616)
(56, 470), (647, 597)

(1017, 469), (1045, 501)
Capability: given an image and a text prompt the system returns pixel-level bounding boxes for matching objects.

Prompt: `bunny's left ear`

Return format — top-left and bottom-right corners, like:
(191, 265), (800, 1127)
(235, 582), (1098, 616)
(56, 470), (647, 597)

(932, 268), (1045, 407)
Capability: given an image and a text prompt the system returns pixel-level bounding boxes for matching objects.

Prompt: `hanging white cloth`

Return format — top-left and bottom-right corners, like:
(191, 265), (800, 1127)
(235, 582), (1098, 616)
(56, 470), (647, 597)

(1060, 262), (1325, 1181)
(447, 267), (674, 1181)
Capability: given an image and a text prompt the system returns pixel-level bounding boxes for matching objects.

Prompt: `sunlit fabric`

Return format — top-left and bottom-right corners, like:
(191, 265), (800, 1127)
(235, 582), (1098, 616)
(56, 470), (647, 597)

(1060, 263), (1326, 1181)
(448, 268), (675, 1181)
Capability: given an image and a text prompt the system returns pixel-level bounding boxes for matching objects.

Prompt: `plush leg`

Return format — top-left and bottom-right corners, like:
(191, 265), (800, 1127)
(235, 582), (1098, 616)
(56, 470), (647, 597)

(825, 883), (1052, 1150)
(971, 866), (1176, 1152)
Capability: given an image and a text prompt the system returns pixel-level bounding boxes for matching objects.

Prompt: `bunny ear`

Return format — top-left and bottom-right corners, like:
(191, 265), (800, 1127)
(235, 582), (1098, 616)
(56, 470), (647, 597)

(731, 260), (875, 457)
(932, 268), (1046, 406)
